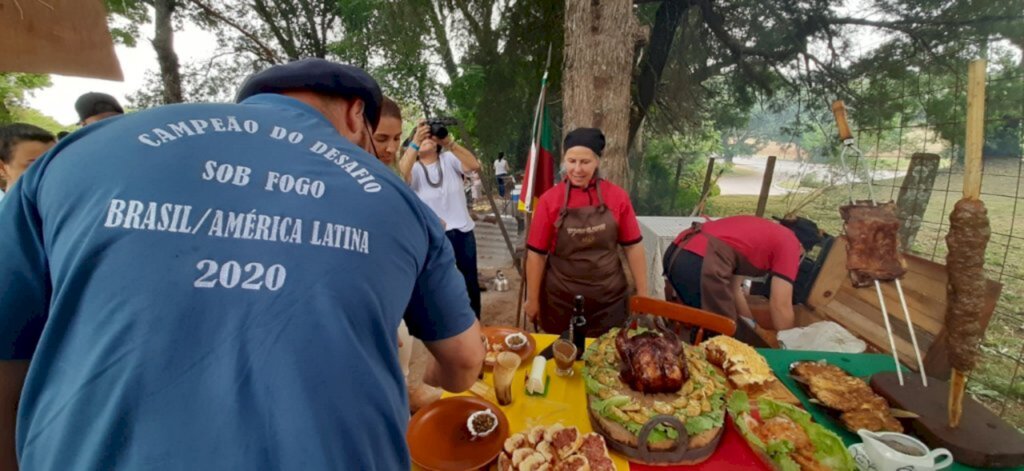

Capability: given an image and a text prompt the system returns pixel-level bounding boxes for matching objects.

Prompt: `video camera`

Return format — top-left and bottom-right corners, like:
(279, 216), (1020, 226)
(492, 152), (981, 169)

(426, 117), (459, 140)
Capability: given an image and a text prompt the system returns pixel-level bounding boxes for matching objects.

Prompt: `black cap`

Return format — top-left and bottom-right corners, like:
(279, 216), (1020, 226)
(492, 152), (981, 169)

(235, 58), (383, 128)
(564, 127), (605, 157)
(75, 92), (124, 123)
(775, 216), (828, 251)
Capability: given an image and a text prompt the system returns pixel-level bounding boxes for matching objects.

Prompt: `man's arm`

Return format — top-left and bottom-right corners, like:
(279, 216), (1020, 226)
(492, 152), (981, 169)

(421, 321), (484, 392)
(0, 361), (27, 471)
(623, 244), (648, 297)
(732, 276), (753, 320)
(768, 277), (796, 330)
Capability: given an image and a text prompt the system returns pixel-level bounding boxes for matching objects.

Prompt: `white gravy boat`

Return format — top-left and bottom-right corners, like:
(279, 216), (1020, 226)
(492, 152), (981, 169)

(858, 429), (953, 470)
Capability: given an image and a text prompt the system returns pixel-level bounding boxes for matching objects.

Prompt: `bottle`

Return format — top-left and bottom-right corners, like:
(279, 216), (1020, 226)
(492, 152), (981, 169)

(570, 295), (587, 360)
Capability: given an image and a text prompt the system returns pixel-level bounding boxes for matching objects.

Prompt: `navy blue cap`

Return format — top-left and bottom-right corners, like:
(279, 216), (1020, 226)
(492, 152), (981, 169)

(235, 58), (383, 128)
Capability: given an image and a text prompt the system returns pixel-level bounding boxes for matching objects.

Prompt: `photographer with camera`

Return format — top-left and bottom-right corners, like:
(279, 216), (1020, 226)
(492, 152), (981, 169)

(399, 119), (483, 318)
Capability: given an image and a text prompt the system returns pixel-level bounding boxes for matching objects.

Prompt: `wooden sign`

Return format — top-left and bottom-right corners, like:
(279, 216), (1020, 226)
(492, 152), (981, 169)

(0, 0), (123, 81)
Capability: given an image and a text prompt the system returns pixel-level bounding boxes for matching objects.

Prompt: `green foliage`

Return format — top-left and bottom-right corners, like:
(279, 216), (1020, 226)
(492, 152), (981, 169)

(632, 130), (720, 216)
(0, 73), (52, 124)
(104, 0), (150, 47)
(9, 108), (70, 134)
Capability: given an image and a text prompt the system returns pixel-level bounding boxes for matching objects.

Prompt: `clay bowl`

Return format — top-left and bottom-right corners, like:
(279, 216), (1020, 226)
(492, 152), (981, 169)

(407, 396), (510, 471)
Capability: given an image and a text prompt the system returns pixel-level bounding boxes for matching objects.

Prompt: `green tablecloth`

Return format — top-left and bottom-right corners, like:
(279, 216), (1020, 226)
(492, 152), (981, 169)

(759, 349), (1023, 471)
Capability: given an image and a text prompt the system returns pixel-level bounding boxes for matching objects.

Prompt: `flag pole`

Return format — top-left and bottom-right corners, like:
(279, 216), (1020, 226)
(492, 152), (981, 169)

(517, 44), (553, 330)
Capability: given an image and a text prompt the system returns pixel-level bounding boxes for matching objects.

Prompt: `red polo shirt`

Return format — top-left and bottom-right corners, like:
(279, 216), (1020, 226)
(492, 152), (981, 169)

(672, 215), (802, 282)
(527, 179), (643, 254)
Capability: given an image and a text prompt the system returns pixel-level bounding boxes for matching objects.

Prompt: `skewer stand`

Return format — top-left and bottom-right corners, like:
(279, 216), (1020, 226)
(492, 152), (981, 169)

(831, 100), (928, 387)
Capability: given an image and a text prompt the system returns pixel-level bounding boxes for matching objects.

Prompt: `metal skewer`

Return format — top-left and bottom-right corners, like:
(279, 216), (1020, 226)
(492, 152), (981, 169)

(895, 278), (928, 386)
(832, 100), (928, 386)
(874, 280), (905, 386)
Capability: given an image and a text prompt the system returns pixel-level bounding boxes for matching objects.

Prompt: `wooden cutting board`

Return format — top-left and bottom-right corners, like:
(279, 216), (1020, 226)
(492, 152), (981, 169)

(871, 372), (1024, 469)
(737, 375), (802, 406)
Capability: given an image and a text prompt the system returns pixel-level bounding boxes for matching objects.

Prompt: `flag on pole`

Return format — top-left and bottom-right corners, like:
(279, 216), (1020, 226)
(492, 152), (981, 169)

(519, 45), (555, 214)
(519, 107), (555, 212)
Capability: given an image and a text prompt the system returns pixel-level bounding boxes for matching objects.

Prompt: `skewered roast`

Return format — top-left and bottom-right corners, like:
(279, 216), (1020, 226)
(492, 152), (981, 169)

(839, 201), (907, 287)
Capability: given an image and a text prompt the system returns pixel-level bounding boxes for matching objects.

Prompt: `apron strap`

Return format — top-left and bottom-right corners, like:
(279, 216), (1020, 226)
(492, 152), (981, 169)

(594, 179), (609, 212)
(554, 181), (572, 229)
(664, 222), (703, 277)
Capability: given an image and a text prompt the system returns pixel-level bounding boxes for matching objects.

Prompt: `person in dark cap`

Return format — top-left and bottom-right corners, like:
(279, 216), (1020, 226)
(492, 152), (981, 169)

(663, 215), (827, 332)
(0, 58), (483, 470)
(74, 92), (124, 126)
(524, 127), (648, 337)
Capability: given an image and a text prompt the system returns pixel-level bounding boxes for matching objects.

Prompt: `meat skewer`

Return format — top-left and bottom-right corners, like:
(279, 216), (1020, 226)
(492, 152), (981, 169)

(832, 100), (928, 386)
(946, 60), (992, 428)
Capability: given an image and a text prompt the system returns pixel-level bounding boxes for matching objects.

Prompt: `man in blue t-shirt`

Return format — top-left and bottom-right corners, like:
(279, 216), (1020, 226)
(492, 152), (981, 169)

(0, 59), (484, 470)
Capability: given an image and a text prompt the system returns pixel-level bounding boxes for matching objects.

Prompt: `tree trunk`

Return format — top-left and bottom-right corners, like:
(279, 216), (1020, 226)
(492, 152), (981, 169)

(629, 1), (688, 150)
(562, 0), (644, 186)
(152, 0), (184, 104)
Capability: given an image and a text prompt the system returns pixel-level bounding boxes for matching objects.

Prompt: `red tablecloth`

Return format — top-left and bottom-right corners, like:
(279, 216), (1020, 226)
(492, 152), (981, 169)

(628, 416), (768, 471)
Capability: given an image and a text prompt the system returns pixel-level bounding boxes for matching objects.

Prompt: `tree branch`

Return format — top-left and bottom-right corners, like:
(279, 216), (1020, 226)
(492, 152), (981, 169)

(628, 0), (690, 149)
(425, 0), (460, 80)
(187, 0), (282, 63)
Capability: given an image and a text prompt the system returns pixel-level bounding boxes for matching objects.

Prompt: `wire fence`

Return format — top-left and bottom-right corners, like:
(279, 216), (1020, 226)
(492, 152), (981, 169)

(818, 68), (1024, 427)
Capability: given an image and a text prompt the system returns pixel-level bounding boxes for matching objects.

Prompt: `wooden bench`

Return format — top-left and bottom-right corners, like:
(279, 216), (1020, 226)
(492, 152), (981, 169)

(759, 236), (1002, 378)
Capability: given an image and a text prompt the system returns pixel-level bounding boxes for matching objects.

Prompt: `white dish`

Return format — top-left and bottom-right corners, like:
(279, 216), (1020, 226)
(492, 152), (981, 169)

(849, 444), (879, 471)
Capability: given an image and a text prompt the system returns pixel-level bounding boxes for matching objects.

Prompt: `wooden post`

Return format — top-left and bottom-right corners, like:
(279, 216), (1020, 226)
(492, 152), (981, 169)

(700, 158), (716, 199)
(896, 153), (941, 251)
(755, 156), (777, 217)
(948, 58), (987, 428)
(963, 60), (986, 200)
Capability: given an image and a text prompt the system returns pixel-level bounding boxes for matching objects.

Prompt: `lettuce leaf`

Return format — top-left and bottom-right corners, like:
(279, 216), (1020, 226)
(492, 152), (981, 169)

(591, 395), (631, 420)
(757, 397), (856, 471)
(685, 409), (724, 435)
(584, 374), (603, 395)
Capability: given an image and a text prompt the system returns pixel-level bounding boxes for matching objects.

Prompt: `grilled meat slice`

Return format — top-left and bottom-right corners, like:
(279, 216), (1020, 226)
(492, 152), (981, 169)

(840, 201), (907, 286)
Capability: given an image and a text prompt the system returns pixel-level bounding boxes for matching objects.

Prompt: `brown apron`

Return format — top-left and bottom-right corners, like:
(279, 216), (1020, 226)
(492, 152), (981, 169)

(670, 223), (766, 321)
(538, 180), (629, 337)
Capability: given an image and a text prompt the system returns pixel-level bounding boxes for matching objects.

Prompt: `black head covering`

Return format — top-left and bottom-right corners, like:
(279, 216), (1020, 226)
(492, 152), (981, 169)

(75, 92), (124, 123)
(235, 58), (383, 128)
(563, 127), (605, 157)
(775, 216), (828, 251)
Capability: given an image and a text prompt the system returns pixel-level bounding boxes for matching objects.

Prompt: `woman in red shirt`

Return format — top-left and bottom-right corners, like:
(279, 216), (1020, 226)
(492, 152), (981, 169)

(663, 216), (824, 330)
(524, 128), (648, 336)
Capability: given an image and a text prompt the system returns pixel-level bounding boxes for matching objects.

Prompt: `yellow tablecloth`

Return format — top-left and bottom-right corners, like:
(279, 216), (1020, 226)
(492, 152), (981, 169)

(418, 333), (630, 470)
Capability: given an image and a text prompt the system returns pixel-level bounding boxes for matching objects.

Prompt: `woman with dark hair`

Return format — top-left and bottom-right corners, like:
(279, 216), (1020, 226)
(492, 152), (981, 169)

(371, 96), (403, 166)
(524, 127), (648, 336)
(399, 120), (484, 318)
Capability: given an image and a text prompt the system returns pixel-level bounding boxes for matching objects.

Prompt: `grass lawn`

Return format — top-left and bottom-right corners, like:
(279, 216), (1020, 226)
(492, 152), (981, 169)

(709, 157), (1024, 429)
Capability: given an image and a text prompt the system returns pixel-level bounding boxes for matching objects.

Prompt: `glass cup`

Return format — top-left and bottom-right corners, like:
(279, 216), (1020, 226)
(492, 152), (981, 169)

(493, 351), (521, 406)
(552, 339), (577, 377)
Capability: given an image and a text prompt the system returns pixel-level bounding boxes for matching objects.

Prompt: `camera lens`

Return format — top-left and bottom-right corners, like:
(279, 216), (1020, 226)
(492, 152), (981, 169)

(430, 123), (449, 140)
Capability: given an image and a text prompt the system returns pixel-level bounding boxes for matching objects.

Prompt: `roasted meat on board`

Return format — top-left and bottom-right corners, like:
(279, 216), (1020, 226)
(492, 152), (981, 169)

(615, 323), (688, 394)
(840, 201), (907, 287)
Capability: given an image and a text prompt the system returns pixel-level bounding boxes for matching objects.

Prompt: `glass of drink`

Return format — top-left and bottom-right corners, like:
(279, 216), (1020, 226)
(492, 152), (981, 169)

(552, 339), (577, 377)
(493, 351), (521, 405)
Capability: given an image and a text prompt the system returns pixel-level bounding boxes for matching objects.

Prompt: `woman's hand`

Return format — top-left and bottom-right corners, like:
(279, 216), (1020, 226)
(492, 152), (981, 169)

(525, 299), (540, 324)
(412, 122), (430, 145)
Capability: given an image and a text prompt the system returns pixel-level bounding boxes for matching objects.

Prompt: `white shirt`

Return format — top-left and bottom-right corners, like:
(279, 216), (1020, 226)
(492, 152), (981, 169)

(410, 151), (475, 232)
(494, 159), (509, 175)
